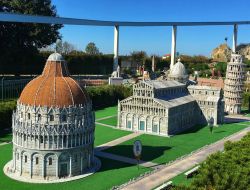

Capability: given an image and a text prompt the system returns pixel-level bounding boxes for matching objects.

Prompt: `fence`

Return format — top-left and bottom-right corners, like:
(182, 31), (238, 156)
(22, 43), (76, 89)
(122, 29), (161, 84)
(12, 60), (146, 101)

(0, 78), (33, 100)
(0, 76), (108, 101)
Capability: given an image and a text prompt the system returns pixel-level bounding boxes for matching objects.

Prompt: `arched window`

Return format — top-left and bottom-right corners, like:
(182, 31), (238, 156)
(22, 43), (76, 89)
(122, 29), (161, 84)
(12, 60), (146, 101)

(36, 157), (39, 165)
(28, 113), (30, 120)
(40, 136), (43, 143)
(25, 155), (27, 163)
(37, 114), (41, 121)
(62, 115), (67, 122)
(49, 115), (54, 121)
(49, 157), (52, 165)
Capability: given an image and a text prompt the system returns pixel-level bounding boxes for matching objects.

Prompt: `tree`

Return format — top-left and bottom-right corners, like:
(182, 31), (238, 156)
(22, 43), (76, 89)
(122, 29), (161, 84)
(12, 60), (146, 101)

(56, 40), (75, 54)
(63, 41), (75, 55)
(0, 0), (62, 74)
(85, 42), (100, 55)
(56, 40), (63, 54)
(130, 51), (147, 64)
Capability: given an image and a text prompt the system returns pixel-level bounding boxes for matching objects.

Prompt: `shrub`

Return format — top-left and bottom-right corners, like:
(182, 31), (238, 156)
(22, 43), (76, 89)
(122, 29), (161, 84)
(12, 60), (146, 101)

(0, 100), (16, 130)
(86, 85), (132, 110)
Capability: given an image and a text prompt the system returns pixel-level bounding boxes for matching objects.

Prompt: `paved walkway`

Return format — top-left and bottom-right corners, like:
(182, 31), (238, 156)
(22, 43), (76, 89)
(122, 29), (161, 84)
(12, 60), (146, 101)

(96, 115), (117, 121)
(0, 142), (11, 146)
(95, 133), (141, 151)
(95, 122), (116, 128)
(94, 132), (159, 167)
(95, 151), (158, 168)
(121, 127), (250, 190)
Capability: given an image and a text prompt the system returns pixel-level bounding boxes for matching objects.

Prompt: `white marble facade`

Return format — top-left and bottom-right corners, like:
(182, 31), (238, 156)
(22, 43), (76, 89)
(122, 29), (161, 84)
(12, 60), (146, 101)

(117, 59), (225, 136)
(11, 102), (95, 179)
(224, 53), (246, 114)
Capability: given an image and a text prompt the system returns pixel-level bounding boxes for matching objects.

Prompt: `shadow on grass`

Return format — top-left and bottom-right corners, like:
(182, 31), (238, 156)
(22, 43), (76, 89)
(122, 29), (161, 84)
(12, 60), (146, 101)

(96, 144), (171, 164)
(224, 117), (249, 123)
(213, 130), (226, 134)
(95, 156), (149, 174)
(174, 125), (207, 136)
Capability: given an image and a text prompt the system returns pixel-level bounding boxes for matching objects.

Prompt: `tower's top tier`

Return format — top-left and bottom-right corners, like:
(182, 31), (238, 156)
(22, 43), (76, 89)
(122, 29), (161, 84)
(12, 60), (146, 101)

(230, 53), (244, 64)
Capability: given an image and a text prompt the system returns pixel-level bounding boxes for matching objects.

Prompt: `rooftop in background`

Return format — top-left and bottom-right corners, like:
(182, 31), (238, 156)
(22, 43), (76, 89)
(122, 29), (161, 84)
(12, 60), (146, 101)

(190, 77), (224, 89)
(144, 80), (185, 89)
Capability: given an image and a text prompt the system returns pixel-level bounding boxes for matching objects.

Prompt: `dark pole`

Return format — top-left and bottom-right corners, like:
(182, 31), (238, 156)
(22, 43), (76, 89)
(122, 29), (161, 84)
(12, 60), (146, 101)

(1, 77), (4, 101)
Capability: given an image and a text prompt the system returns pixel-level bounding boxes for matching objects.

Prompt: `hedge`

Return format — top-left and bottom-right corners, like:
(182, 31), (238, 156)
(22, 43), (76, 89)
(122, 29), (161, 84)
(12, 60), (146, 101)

(0, 100), (16, 130)
(87, 85), (132, 110)
(0, 51), (114, 75)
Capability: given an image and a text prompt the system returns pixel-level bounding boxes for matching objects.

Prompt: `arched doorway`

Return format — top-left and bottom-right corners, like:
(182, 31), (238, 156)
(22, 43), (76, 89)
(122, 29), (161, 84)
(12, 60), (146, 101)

(59, 153), (70, 177)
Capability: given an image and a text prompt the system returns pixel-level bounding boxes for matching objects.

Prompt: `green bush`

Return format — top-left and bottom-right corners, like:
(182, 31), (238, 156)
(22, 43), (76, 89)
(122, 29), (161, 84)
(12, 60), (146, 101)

(243, 92), (250, 109)
(87, 85), (132, 110)
(0, 100), (16, 130)
(173, 132), (250, 190)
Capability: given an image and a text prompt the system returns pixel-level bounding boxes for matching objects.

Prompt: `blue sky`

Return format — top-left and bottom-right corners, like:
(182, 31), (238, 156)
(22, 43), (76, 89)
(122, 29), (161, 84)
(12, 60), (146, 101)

(52, 0), (250, 56)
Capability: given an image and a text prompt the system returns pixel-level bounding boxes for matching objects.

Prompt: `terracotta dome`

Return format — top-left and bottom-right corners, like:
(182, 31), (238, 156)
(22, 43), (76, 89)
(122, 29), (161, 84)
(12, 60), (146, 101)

(19, 53), (90, 107)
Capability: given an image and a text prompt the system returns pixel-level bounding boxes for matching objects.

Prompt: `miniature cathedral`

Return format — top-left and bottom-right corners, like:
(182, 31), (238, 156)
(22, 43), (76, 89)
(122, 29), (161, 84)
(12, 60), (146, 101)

(6, 53), (95, 180)
(117, 58), (225, 136)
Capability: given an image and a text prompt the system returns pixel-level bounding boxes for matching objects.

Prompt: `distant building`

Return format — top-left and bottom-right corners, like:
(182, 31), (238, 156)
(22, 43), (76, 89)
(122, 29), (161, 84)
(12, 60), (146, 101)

(162, 54), (171, 60)
(188, 85), (225, 125)
(117, 59), (224, 136)
(189, 77), (224, 89)
(224, 53), (246, 114)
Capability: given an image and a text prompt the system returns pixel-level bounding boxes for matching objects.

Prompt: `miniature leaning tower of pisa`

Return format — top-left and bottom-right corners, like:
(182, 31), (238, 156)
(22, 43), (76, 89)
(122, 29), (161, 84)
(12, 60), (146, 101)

(224, 53), (246, 114)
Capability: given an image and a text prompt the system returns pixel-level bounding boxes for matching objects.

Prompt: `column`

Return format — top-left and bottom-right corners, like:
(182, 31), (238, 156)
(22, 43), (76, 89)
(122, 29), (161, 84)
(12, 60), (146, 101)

(30, 155), (32, 178)
(88, 153), (91, 168)
(13, 151), (16, 171)
(113, 25), (119, 72)
(170, 25), (177, 70)
(80, 154), (83, 174)
(20, 155), (22, 176)
(69, 156), (72, 177)
(232, 24), (238, 53)
(62, 134), (64, 148)
(56, 157), (58, 178)
(42, 157), (45, 178)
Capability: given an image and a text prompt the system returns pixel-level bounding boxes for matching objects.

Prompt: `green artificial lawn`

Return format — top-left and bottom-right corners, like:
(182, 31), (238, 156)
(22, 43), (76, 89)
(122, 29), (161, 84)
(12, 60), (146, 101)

(0, 144), (151, 190)
(97, 116), (118, 127)
(171, 169), (195, 187)
(94, 124), (131, 146)
(95, 106), (117, 119)
(104, 123), (249, 164)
